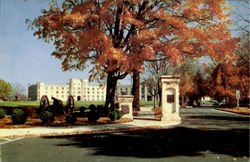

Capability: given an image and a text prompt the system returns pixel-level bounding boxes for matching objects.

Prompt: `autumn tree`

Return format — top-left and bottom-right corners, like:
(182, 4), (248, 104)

(208, 33), (249, 107)
(207, 62), (241, 107)
(130, 0), (239, 110)
(30, 0), (238, 111)
(0, 80), (12, 100)
(192, 71), (209, 104)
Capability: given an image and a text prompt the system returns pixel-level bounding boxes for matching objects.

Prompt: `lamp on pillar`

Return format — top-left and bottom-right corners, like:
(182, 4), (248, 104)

(160, 75), (181, 122)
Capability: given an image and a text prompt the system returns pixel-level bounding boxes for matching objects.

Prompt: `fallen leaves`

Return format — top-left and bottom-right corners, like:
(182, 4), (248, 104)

(217, 108), (250, 115)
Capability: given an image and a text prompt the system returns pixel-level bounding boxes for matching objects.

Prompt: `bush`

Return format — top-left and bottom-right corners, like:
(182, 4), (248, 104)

(96, 105), (109, 116)
(35, 107), (42, 115)
(65, 113), (77, 124)
(109, 110), (124, 121)
(87, 104), (99, 122)
(40, 111), (55, 125)
(24, 107), (36, 116)
(79, 106), (86, 116)
(109, 111), (118, 121)
(116, 110), (124, 120)
(89, 104), (96, 112)
(0, 108), (6, 119)
(11, 108), (27, 124)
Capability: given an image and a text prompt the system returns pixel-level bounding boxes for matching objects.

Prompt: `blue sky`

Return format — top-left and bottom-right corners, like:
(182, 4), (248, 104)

(0, 0), (248, 94)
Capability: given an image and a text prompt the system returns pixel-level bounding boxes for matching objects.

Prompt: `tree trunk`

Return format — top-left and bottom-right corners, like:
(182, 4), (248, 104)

(132, 70), (140, 111)
(181, 96), (185, 107)
(184, 96), (188, 106)
(105, 71), (118, 112)
(157, 80), (162, 107)
(158, 89), (162, 107)
(153, 95), (156, 108)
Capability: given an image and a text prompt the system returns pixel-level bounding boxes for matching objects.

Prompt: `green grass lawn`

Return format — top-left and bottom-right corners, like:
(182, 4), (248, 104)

(0, 101), (40, 107)
(0, 100), (155, 108)
(0, 101), (105, 108)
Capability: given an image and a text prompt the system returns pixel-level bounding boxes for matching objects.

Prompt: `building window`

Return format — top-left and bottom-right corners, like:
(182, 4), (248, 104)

(56, 91), (59, 94)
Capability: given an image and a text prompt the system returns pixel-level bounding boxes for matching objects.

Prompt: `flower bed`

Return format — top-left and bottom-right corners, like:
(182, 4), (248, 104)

(0, 115), (133, 129)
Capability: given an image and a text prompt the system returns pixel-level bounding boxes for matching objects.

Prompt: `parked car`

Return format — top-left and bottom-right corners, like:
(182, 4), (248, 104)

(200, 101), (214, 107)
(200, 100), (220, 107)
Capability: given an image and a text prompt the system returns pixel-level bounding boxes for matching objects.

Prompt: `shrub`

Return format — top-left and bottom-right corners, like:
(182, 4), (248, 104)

(0, 108), (6, 119)
(109, 111), (118, 121)
(40, 111), (55, 125)
(11, 108), (27, 124)
(79, 106), (86, 116)
(89, 104), (96, 112)
(24, 107), (36, 116)
(88, 111), (100, 122)
(97, 105), (109, 116)
(116, 110), (124, 120)
(87, 104), (99, 122)
(35, 107), (42, 115)
(65, 113), (77, 124)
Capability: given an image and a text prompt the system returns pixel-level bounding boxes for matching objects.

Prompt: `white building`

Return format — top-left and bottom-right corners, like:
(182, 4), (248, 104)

(28, 78), (152, 101)
(28, 79), (106, 101)
(116, 83), (152, 101)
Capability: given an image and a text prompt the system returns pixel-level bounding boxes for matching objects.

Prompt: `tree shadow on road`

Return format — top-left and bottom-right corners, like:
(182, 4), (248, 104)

(43, 126), (249, 158)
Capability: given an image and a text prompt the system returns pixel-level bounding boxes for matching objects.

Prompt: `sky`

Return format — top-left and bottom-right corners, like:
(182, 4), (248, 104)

(0, 0), (248, 94)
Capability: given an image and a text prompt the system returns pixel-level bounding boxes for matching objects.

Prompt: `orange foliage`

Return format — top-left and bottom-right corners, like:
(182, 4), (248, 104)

(31, 0), (237, 81)
(208, 62), (246, 104)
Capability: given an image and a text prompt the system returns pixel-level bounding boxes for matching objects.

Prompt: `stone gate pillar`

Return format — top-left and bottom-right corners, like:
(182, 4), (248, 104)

(117, 95), (134, 120)
(160, 75), (181, 122)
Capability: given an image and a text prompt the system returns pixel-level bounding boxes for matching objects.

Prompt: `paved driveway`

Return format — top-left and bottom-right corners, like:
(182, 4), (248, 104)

(1, 108), (249, 162)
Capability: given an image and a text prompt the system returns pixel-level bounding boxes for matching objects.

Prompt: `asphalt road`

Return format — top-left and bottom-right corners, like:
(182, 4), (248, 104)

(1, 108), (249, 162)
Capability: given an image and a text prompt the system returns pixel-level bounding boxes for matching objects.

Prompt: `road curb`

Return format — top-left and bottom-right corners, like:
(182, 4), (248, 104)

(214, 108), (250, 117)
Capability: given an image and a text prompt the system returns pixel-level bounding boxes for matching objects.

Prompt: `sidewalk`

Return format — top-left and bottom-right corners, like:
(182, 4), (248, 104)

(0, 119), (181, 138)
